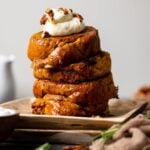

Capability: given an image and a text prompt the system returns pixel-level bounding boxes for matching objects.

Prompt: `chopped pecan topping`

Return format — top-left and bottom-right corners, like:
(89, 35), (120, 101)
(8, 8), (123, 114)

(45, 8), (54, 20)
(40, 14), (47, 25)
(45, 8), (51, 13)
(41, 31), (51, 38)
(58, 8), (69, 15)
(73, 13), (83, 22)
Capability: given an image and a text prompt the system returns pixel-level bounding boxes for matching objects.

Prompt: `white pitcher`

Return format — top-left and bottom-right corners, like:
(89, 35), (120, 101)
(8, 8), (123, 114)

(0, 55), (16, 103)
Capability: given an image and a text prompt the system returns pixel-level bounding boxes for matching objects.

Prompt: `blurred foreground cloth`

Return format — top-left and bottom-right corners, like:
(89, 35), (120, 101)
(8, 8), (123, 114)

(90, 114), (150, 150)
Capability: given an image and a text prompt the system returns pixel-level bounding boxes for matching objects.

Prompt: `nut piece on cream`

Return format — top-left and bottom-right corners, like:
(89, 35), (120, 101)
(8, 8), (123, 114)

(40, 8), (85, 37)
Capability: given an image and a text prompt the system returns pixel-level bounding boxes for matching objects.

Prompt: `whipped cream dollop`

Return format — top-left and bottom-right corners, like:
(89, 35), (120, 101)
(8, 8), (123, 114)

(40, 8), (85, 37)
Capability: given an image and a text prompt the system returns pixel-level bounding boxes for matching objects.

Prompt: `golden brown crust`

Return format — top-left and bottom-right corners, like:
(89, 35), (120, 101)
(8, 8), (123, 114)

(32, 99), (86, 116)
(33, 51), (111, 83)
(33, 73), (118, 116)
(33, 73), (115, 99)
(27, 26), (100, 67)
(34, 69), (88, 83)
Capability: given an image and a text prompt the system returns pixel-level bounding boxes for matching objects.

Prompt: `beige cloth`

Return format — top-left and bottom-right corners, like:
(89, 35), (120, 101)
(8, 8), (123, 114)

(90, 115), (150, 150)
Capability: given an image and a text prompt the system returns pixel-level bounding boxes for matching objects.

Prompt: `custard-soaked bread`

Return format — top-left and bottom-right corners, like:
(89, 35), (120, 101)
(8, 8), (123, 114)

(33, 73), (118, 115)
(28, 26), (100, 67)
(33, 51), (111, 83)
(31, 97), (107, 116)
(32, 99), (86, 116)
(33, 73), (116, 100)
(42, 94), (110, 116)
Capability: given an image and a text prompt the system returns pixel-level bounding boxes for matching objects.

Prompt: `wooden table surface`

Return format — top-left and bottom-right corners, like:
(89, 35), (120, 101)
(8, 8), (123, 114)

(0, 99), (149, 150)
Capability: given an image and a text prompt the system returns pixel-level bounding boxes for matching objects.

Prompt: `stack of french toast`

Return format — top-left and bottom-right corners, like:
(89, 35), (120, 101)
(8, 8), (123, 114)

(27, 8), (118, 116)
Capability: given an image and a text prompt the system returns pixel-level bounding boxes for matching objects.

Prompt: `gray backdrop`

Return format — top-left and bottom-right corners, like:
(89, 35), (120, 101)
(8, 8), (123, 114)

(0, 0), (150, 99)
